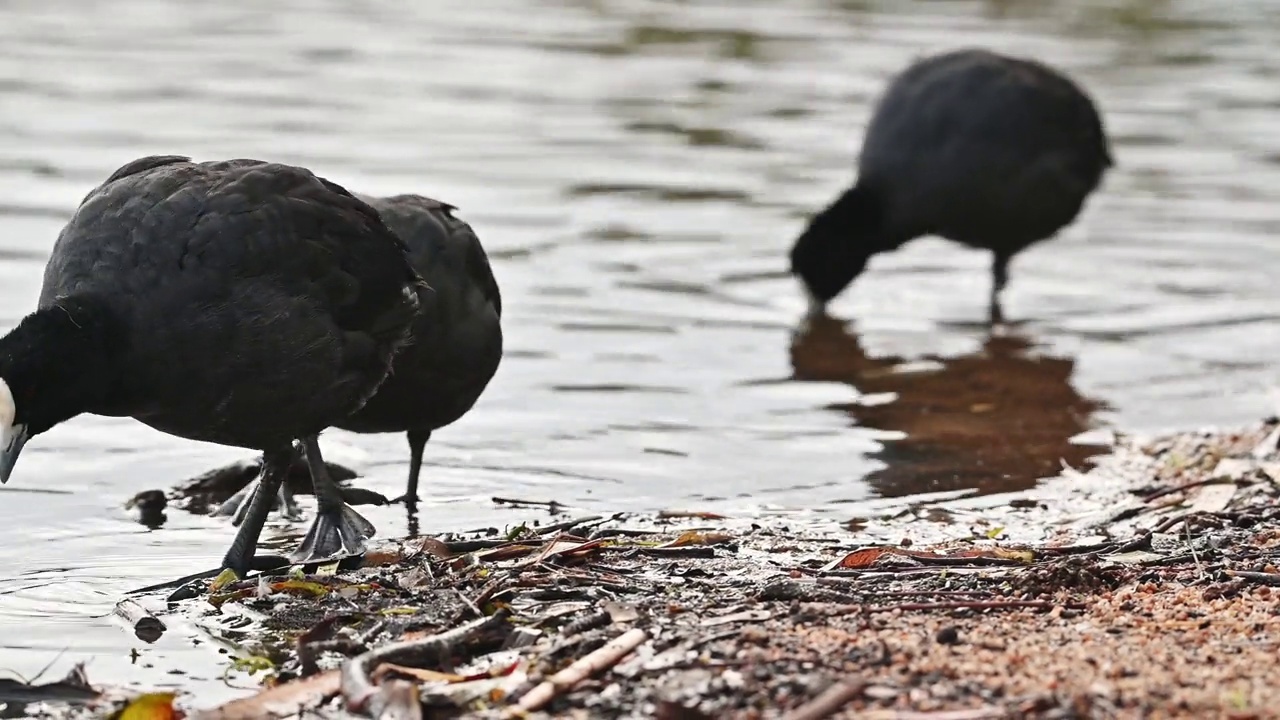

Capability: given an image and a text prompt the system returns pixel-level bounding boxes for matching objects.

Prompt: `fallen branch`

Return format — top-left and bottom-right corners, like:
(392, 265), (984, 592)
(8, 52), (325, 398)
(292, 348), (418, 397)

(805, 600), (1083, 615)
(341, 610), (509, 716)
(1225, 570), (1280, 587)
(1143, 478), (1233, 503)
(781, 679), (865, 720)
(113, 598), (166, 643)
(510, 627), (649, 715)
(493, 496), (565, 511)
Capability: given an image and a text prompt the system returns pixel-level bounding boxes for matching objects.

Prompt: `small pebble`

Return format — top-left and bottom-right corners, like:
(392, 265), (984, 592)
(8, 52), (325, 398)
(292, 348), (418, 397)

(935, 626), (961, 645)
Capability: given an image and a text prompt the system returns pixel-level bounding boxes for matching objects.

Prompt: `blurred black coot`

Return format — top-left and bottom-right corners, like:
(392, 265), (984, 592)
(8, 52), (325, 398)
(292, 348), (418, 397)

(0, 155), (426, 576)
(215, 194), (503, 517)
(790, 48), (1113, 323)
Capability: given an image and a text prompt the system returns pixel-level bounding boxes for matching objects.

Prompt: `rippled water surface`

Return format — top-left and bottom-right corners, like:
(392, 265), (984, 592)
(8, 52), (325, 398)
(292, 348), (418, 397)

(2, 0), (1280, 704)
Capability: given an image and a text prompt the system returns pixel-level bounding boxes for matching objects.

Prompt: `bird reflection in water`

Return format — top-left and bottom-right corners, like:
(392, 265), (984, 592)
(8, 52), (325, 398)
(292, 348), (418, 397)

(790, 313), (1106, 498)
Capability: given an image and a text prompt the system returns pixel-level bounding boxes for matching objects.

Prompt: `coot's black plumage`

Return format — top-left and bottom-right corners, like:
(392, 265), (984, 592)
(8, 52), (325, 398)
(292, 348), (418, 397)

(0, 155), (427, 575)
(344, 194), (502, 500)
(216, 193), (502, 516)
(790, 48), (1113, 323)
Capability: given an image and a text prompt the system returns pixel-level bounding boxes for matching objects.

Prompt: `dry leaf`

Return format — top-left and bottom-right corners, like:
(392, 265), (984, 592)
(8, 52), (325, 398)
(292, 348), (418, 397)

(116, 692), (181, 720)
(373, 664), (466, 684)
(473, 543), (540, 563)
(660, 531), (733, 548)
(198, 670), (340, 719)
(828, 545), (1035, 571)
(656, 510), (729, 520)
(412, 537), (454, 560)
(701, 609), (772, 626)
(271, 579), (329, 597)
(1188, 483), (1236, 514)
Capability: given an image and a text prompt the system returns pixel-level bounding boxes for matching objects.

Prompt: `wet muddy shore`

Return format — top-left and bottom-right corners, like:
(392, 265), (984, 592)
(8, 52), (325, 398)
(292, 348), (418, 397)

(24, 416), (1279, 719)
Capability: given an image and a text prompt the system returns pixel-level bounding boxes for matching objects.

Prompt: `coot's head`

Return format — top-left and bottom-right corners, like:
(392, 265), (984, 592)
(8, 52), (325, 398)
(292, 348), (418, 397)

(0, 378), (26, 484)
(789, 185), (883, 316)
(0, 298), (122, 484)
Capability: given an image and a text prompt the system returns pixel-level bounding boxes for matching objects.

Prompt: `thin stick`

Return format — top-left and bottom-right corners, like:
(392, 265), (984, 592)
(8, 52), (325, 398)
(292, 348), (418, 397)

(1226, 570), (1280, 587)
(510, 627), (648, 715)
(782, 680), (865, 720)
(493, 496), (564, 510)
(1143, 478), (1230, 503)
(807, 600), (1082, 615)
(341, 610), (508, 715)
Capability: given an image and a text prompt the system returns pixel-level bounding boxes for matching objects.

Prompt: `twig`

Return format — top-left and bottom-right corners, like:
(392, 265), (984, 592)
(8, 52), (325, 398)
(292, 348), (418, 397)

(1185, 524), (1206, 579)
(635, 546), (718, 559)
(808, 600), (1082, 615)
(129, 554), (293, 596)
(1151, 512), (1190, 534)
(1143, 478), (1230, 503)
(493, 496), (565, 511)
(656, 510), (728, 520)
(1225, 570), (1280, 587)
(781, 680), (865, 720)
(341, 610), (509, 716)
(813, 579), (992, 597)
(510, 627), (648, 715)
(1114, 532), (1154, 553)
(444, 538), (527, 553)
(453, 588), (483, 620)
(536, 515), (605, 536)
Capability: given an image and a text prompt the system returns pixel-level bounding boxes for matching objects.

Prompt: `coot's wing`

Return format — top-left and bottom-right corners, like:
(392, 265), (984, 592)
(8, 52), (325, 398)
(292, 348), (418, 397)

(42, 155), (425, 344)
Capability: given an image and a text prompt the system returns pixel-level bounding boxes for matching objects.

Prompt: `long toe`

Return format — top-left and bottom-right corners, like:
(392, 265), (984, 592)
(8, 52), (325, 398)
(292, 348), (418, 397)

(211, 481), (253, 518)
(288, 504), (376, 564)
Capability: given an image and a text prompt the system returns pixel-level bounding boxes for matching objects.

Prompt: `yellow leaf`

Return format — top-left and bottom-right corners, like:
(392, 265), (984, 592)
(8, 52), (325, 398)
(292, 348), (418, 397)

(209, 568), (240, 593)
(117, 692), (181, 720)
(271, 579), (329, 597)
(990, 547), (1036, 563)
(661, 531), (733, 548)
(985, 526), (1005, 539)
(231, 656), (275, 675)
(379, 606), (418, 616)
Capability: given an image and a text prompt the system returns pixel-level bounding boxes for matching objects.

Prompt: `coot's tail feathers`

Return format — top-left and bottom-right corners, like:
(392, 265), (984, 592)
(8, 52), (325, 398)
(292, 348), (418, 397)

(435, 202), (503, 319)
(288, 503), (376, 563)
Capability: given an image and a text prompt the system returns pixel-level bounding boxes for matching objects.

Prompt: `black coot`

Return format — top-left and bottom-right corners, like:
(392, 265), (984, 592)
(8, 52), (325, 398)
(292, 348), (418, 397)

(215, 194), (502, 517)
(0, 155), (427, 576)
(790, 48), (1113, 323)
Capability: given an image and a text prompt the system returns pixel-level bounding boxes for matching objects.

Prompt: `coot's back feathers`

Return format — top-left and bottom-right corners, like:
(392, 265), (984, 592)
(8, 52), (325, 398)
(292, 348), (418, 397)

(35, 155), (426, 449)
(858, 48), (1112, 248)
(790, 48), (1112, 320)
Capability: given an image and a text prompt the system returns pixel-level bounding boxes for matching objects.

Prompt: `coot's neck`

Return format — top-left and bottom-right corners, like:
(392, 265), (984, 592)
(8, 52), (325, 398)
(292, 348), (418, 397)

(826, 184), (906, 252)
(0, 296), (124, 435)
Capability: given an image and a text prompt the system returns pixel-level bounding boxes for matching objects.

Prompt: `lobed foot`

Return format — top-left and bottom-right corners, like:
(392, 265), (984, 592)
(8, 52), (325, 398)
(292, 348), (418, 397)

(288, 503), (376, 565)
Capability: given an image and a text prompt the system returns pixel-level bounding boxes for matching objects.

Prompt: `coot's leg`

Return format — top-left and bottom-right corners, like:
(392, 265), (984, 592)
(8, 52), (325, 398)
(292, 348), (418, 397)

(212, 448), (302, 522)
(290, 435), (376, 563)
(221, 445), (294, 577)
(990, 252), (1010, 325)
(393, 428), (431, 505)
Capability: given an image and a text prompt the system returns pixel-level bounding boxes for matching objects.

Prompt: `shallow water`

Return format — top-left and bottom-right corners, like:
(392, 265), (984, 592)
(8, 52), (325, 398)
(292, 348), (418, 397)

(1, 0), (1280, 705)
